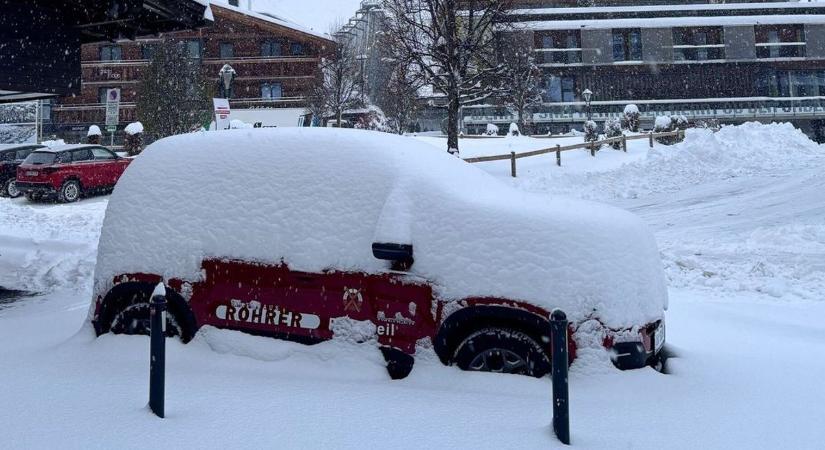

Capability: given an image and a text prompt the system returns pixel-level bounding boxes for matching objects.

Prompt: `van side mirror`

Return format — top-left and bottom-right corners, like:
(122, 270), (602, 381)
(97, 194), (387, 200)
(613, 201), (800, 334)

(372, 243), (414, 271)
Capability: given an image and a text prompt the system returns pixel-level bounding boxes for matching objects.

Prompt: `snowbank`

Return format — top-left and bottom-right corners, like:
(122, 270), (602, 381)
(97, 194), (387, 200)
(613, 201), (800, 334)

(95, 128), (667, 328)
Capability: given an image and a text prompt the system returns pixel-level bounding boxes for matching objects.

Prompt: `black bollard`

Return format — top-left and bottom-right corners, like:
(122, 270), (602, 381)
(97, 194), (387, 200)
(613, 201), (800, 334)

(551, 309), (570, 445)
(149, 285), (167, 418)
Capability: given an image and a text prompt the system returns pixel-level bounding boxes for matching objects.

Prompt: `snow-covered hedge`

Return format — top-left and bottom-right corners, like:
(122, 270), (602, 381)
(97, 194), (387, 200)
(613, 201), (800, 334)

(95, 128), (667, 328)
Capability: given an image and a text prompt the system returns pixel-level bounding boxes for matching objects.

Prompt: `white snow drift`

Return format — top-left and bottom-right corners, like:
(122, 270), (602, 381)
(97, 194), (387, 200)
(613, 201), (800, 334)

(95, 128), (667, 328)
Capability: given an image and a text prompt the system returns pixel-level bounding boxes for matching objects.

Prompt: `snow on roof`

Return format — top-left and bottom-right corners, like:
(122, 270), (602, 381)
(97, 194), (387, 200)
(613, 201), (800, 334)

(0, 143), (43, 151)
(511, 2), (825, 16)
(210, 2), (334, 42)
(94, 128), (667, 328)
(43, 144), (102, 153)
(515, 14), (825, 31)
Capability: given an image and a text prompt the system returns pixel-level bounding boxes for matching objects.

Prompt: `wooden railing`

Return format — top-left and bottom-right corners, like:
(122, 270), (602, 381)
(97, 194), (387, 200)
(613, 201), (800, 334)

(464, 130), (685, 177)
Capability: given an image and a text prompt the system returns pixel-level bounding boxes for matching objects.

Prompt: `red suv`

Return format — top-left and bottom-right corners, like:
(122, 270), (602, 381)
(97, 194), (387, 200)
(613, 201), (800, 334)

(16, 144), (132, 202)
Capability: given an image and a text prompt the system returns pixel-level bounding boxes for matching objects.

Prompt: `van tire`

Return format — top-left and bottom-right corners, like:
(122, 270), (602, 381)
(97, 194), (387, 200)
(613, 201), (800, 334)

(106, 286), (192, 341)
(58, 179), (81, 203)
(453, 327), (551, 377)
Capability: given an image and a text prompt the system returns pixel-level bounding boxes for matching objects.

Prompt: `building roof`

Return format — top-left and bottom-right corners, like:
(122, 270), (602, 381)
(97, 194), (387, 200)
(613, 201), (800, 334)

(210, 3), (334, 43)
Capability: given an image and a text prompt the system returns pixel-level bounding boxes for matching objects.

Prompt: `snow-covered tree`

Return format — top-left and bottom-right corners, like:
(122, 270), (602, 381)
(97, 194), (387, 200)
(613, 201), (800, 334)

(87, 125), (102, 145)
(623, 104), (640, 132)
(136, 40), (212, 142)
(382, 0), (514, 155)
(584, 120), (600, 148)
(374, 58), (422, 134)
(604, 117), (623, 149)
(308, 42), (362, 128)
(497, 32), (543, 136)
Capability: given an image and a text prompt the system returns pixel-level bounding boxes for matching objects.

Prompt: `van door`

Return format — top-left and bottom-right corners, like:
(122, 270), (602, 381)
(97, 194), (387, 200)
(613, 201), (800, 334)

(367, 273), (435, 354)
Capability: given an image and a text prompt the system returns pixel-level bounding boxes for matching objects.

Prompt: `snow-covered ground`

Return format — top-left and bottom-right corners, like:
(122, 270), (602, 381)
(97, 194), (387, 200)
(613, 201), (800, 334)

(1, 122), (824, 448)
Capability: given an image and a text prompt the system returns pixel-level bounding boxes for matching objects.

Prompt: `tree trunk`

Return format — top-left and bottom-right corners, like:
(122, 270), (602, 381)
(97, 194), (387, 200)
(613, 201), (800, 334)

(517, 103), (525, 136)
(447, 92), (460, 155)
(337, 109), (343, 128)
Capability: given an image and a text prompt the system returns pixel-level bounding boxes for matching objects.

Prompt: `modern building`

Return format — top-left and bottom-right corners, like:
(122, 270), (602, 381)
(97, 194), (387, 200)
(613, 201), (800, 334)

(49, 2), (334, 143)
(464, 1), (825, 139)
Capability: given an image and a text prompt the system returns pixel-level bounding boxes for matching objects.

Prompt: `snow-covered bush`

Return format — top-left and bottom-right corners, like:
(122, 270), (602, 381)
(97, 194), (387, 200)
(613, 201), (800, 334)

(623, 104), (640, 132)
(87, 125), (102, 144)
(509, 123), (520, 137)
(485, 123), (500, 136)
(654, 115), (687, 145)
(124, 122), (144, 156)
(583, 120), (601, 150)
(604, 117), (623, 150)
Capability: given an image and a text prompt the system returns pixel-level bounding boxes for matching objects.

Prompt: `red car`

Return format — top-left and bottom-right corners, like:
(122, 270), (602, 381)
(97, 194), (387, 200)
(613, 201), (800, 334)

(16, 144), (132, 202)
(90, 129), (668, 379)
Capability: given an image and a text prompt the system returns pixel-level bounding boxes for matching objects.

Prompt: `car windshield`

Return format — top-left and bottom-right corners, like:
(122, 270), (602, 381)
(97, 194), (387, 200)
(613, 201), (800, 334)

(23, 151), (57, 165)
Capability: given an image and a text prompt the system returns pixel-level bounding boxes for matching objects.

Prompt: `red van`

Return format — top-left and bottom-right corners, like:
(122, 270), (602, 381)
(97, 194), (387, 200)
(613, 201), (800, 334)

(16, 144), (131, 202)
(89, 129), (668, 379)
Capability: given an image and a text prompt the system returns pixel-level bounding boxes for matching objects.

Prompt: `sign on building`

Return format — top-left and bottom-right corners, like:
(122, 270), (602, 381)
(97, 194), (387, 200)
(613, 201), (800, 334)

(213, 98), (231, 130)
(105, 88), (121, 130)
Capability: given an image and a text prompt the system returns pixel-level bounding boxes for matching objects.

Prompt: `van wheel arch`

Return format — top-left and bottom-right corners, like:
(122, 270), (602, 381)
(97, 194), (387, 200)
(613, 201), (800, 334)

(434, 305), (553, 366)
(57, 178), (82, 203)
(96, 281), (197, 342)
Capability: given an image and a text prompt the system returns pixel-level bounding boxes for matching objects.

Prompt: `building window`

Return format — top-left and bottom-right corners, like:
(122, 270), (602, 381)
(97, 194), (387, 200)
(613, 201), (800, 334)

(98, 88), (113, 104)
(546, 75), (576, 103)
(290, 43), (305, 56)
(612, 29), (642, 61)
(220, 42), (235, 58)
(141, 44), (155, 60)
(756, 25), (805, 59)
(261, 40), (282, 57)
(100, 45), (122, 61)
(186, 40), (202, 59)
(536, 31), (581, 65)
(261, 82), (283, 99)
(673, 27), (725, 61)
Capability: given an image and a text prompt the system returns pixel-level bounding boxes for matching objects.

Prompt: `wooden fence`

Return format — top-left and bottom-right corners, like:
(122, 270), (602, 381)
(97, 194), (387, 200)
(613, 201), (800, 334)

(463, 130), (685, 177)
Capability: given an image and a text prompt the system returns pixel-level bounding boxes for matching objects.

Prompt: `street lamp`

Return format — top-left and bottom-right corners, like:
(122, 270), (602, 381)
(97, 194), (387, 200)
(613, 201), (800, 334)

(583, 88), (593, 121)
(218, 64), (236, 99)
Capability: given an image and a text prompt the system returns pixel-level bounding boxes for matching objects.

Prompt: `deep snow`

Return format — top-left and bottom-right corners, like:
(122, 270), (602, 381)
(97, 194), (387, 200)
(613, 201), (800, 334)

(1, 122), (824, 449)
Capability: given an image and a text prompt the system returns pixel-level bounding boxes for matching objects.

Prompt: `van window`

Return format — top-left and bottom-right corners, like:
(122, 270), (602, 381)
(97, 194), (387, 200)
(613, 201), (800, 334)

(15, 148), (35, 161)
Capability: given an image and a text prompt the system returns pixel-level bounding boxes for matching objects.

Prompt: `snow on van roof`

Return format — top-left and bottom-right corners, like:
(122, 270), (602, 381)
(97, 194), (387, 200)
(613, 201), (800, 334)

(95, 128), (667, 328)
(36, 144), (100, 153)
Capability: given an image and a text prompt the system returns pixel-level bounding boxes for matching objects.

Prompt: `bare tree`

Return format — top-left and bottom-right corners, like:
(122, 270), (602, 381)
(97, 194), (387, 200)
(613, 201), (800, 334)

(497, 32), (543, 135)
(308, 41), (362, 127)
(374, 55), (422, 135)
(383, 0), (513, 155)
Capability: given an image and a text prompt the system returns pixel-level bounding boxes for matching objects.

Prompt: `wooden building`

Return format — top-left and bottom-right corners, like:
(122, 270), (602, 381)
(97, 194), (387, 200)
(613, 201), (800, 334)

(50, 3), (334, 143)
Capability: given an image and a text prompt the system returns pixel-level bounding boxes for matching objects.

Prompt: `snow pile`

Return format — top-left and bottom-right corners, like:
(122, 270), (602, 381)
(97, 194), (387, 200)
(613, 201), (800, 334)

(87, 125), (102, 137)
(521, 122), (823, 201)
(230, 119), (253, 129)
(124, 122), (143, 135)
(96, 128), (666, 329)
(624, 104), (639, 115)
(41, 139), (66, 148)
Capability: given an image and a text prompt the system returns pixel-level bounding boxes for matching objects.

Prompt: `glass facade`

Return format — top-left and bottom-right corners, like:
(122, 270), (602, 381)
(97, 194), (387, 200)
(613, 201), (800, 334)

(673, 27), (725, 61)
(546, 75), (576, 102)
(612, 29), (642, 61)
(261, 82), (283, 99)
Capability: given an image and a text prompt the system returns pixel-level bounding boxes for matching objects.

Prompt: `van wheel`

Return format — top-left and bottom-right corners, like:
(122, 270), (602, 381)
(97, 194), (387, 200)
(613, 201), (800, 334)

(25, 192), (40, 202)
(108, 289), (185, 339)
(453, 328), (551, 377)
(58, 180), (81, 203)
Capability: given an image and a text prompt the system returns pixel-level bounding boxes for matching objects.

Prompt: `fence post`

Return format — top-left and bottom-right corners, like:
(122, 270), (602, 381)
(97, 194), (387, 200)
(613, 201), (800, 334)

(622, 135), (627, 153)
(590, 142), (595, 157)
(510, 151), (517, 178)
(149, 283), (167, 419)
(551, 309), (570, 445)
(649, 132), (654, 148)
(556, 145), (561, 167)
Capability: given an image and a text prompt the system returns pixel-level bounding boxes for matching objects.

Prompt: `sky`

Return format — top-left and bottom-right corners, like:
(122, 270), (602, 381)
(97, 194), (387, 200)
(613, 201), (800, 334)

(213, 0), (364, 33)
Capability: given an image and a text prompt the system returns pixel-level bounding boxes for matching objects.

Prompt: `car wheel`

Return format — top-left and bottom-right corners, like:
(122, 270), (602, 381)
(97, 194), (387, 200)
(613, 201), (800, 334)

(0, 179), (8, 198)
(109, 294), (184, 339)
(453, 328), (551, 377)
(5, 179), (22, 198)
(58, 180), (81, 203)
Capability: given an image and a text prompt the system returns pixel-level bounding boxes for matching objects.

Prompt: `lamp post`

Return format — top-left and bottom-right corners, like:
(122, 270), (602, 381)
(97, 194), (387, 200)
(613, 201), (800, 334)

(583, 88), (593, 122)
(218, 64), (236, 99)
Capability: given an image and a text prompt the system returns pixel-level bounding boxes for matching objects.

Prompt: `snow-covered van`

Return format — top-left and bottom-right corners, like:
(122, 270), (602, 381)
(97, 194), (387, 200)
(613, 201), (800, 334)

(90, 128), (668, 378)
